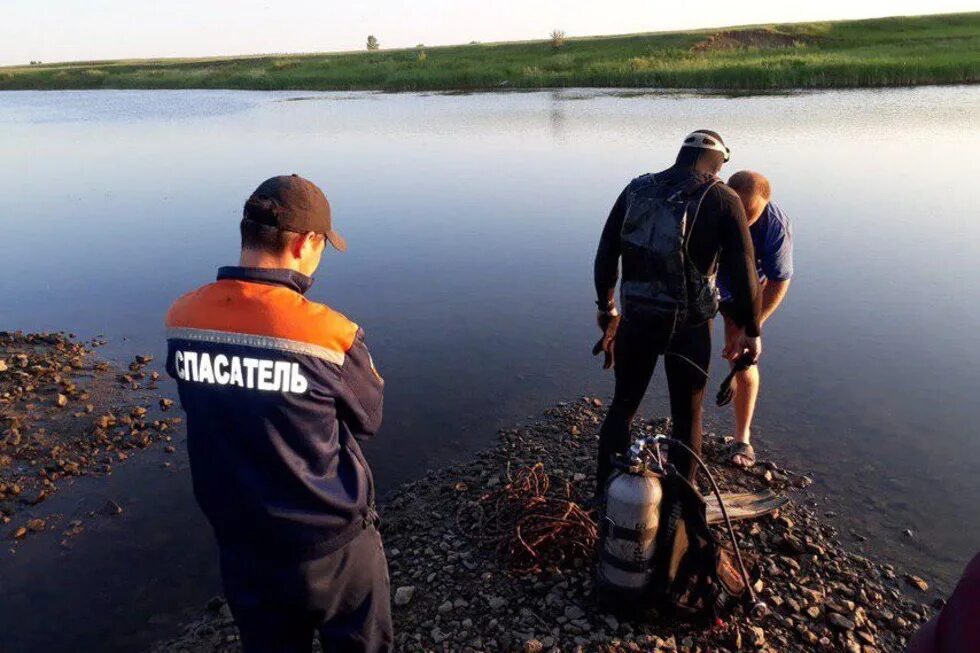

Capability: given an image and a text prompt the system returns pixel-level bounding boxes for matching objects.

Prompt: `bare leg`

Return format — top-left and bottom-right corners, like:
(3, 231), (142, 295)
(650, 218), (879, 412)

(732, 363), (760, 466)
(722, 310), (759, 467)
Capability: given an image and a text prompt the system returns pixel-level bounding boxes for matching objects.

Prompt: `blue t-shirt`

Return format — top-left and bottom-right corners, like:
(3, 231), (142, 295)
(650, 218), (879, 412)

(718, 201), (794, 301)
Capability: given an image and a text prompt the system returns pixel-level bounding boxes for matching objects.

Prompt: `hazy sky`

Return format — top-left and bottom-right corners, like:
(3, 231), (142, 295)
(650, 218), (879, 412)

(2, 1), (975, 66)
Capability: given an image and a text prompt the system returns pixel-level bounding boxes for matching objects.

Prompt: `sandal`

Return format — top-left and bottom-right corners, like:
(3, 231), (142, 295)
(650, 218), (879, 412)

(727, 441), (756, 468)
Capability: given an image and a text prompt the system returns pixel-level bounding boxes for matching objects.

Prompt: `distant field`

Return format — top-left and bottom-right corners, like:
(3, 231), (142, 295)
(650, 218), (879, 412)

(2, 13), (978, 92)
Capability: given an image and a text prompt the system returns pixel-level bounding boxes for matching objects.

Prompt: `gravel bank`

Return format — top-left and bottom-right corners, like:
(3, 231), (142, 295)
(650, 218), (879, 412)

(1, 331), (181, 547)
(155, 398), (938, 652)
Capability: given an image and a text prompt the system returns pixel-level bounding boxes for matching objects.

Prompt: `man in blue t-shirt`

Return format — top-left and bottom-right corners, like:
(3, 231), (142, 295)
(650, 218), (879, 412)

(718, 171), (794, 468)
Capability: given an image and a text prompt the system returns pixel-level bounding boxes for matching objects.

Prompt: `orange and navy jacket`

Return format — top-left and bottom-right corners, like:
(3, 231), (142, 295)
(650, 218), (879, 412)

(165, 266), (383, 558)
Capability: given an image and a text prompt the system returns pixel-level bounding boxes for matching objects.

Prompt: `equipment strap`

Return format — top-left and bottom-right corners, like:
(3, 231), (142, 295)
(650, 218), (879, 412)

(599, 547), (651, 574)
(601, 518), (659, 543)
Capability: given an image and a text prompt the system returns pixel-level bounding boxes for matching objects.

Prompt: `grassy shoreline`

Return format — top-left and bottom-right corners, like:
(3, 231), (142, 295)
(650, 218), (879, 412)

(2, 13), (978, 92)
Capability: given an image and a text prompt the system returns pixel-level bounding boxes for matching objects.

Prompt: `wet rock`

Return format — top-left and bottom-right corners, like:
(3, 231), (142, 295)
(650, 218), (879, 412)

(62, 520), (84, 538)
(828, 613), (856, 631)
(564, 605), (585, 620)
(101, 499), (123, 516)
(780, 555), (801, 572)
(747, 626), (766, 647)
(905, 574), (929, 591)
(857, 630), (876, 645)
(488, 596), (507, 610)
(160, 398), (175, 411)
(393, 586), (415, 606)
(523, 638), (544, 653)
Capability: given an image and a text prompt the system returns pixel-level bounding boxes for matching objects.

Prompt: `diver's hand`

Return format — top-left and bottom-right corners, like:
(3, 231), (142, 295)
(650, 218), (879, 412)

(725, 331), (761, 364)
(593, 308), (621, 370)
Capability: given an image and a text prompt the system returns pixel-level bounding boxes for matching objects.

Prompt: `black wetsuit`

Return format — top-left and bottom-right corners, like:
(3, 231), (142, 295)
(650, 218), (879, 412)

(594, 163), (761, 486)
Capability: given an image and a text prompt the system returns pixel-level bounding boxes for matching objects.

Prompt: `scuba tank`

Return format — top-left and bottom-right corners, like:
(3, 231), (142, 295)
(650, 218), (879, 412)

(596, 438), (666, 602)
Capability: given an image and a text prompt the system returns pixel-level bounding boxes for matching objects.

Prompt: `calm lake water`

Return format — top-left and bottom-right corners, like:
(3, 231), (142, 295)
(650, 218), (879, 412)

(1, 87), (979, 650)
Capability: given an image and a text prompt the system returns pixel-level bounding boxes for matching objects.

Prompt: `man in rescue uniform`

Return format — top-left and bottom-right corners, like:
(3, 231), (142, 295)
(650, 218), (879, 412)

(165, 175), (392, 653)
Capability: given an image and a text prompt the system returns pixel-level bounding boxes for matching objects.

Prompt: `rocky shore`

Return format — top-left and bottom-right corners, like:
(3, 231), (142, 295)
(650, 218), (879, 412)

(0, 331), (180, 547)
(154, 399), (939, 652)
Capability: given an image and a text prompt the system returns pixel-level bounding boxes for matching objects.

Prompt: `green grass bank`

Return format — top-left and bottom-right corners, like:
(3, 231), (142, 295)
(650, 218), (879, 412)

(2, 13), (978, 92)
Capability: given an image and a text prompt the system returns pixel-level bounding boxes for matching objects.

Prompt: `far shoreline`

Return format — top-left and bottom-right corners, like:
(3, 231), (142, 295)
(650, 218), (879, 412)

(3, 13), (977, 94)
(1, 81), (976, 98)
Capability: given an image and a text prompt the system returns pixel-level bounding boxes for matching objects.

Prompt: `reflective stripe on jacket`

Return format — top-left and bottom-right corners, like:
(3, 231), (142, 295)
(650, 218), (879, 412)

(165, 266), (383, 558)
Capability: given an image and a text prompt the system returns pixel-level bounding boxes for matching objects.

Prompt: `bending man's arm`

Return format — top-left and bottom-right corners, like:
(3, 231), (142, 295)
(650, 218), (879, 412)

(761, 279), (791, 325)
(757, 206), (793, 325)
(594, 187), (628, 307)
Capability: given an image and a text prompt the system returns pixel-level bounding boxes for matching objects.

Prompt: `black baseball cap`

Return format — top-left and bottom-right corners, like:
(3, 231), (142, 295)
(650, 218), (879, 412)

(243, 174), (347, 252)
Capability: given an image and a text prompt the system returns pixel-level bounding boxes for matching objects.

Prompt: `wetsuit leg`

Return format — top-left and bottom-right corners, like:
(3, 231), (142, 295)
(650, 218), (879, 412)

(663, 321), (712, 482)
(596, 316), (662, 492)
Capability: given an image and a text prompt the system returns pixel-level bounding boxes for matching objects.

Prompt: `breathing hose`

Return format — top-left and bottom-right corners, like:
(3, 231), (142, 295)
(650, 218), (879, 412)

(651, 435), (768, 619)
(716, 353), (756, 407)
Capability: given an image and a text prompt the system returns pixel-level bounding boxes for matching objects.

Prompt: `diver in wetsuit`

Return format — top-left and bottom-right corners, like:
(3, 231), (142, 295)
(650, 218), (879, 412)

(593, 130), (762, 488)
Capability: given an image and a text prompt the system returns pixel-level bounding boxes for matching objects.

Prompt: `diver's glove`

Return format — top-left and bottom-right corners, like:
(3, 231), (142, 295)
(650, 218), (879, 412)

(592, 305), (621, 370)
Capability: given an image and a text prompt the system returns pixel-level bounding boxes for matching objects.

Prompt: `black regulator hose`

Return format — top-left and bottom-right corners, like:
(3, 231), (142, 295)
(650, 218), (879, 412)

(654, 436), (768, 619)
(716, 353), (756, 407)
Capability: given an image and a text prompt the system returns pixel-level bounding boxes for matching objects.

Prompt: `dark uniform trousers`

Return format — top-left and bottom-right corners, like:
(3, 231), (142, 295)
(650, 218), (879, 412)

(219, 525), (393, 653)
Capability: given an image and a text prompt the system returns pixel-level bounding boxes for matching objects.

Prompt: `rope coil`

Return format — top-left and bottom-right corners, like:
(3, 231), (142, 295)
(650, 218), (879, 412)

(457, 463), (598, 574)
